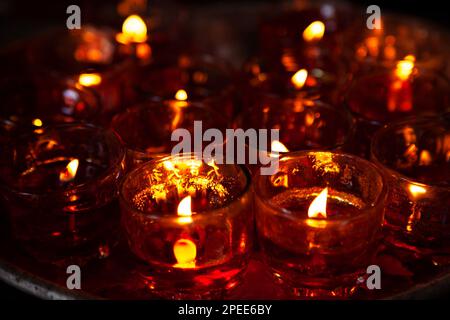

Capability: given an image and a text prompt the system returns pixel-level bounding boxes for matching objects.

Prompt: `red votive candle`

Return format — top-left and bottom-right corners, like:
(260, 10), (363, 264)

(371, 116), (450, 264)
(254, 151), (386, 297)
(130, 54), (236, 118)
(120, 153), (252, 299)
(27, 26), (132, 124)
(0, 124), (125, 265)
(345, 60), (449, 158)
(111, 101), (228, 169)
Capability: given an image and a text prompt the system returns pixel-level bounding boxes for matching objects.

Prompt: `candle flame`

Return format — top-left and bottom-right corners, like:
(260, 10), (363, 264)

(302, 21), (325, 42)
(419, 150), (432, 166)
(395, 55), (415, 81)
(408, 184), (427, 198)
(308, 187), (328, 219)
(291, 69), (308, 89)
(78, 73), (102, 87)
(32, 118), (43, 127)
(59, 159), (79, 183)
(175, 89), (188, 101)
(177, 195), (193, 224)
(119, 14), (147, 44)
(271, 140), (289, 153)
(173, 238), (197, 269)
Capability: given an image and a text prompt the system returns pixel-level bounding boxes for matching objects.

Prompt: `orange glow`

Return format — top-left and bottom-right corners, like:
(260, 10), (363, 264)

(136, 43), (152, 60)
(78, 73), (102, 87)
(419, 150), (432, 166)
(291, 69), (308, 89)
(59, 159), (79, 183)
(408, 184), (427, 198)
(308, 187), (328, 219)
(302, 21), (325, 42)
(177, 195), (193, 224)
(395, 56), (415, 81)
(173, 238), (197, 269)
(116, 15), (147, 44)
(271, 140), (289, 153)
(175, 89), (188, 101)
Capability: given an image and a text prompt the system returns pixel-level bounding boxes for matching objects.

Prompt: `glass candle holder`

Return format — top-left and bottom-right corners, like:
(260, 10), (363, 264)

(0, 124), (125, 265)
(371, 116), (450, 263)
(345, 67), (449, 158)
(120, 153), (252, 298)
(111, 101), (228, 169)
(241, 58), (343, 106)
(131, 54), (236, 118)
(343, 13), (449, 78)
(258, 3), (354, 68)
(27, 26), (132, 124)
(240, 97), (354, 152)
(254, 151), (386, 297)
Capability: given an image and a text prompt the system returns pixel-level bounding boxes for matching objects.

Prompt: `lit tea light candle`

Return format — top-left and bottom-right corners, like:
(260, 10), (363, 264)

(28, 26), (131, 124)
(132, 54), (235, 118)
(372, 116), (450, 260)
(0, 124), (125, 265)
(346, 57), (449, 158)
(120, 153), (252, 298)
(386, 56), (415, 113)
(254, 151), (386, 297)
(111, 100), (227, 169)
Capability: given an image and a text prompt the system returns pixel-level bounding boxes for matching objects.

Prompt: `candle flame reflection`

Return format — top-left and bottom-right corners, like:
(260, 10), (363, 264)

(173, 239), (196, 269)
(174, 196), (197, 268)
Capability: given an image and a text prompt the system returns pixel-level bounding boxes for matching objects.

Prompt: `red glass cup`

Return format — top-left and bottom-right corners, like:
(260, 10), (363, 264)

(371, 115), (450, 264)
(254, 151), (386, 297)
(258, 3), (354, 67)
(120, 153), (253, 298)
(240, 97), (354, 153)
(131, 54), (236, 118)
(345, 68), (449, 158)
(111, 101), (228, 170)
(27, 26), (132, 125)
(0, 124), (125, 265)
(343, 13), (449, 78)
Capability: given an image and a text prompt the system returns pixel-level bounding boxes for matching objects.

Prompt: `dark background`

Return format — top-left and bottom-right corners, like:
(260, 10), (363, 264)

(0, 0), (448, 299)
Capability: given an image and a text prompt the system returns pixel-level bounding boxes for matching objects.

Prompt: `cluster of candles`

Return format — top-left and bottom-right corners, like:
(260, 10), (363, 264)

(0, 2), (449, 299)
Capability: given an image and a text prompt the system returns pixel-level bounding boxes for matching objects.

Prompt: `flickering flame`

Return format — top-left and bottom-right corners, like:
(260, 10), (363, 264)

(177, 195), (193, 224)
(78, 73), (102, 87)
(59, 159), (79, 183)
(271, 140), (289, 153)
(175, 89), (188, 101)
(291, 69), (308, 89)
(119, 15), (147, 43)
(32, 118), (43, 127)
(302, 21), (325, 42)
(395, 56), (415, 81)
(173, 238), (197, 269)
(408, 184), (427, 198)
(308, 187), (328, 219)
